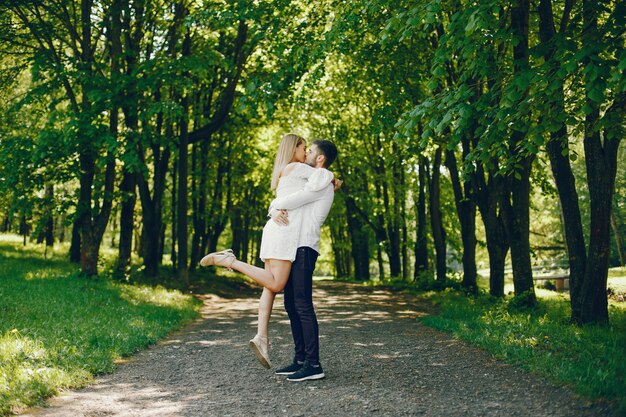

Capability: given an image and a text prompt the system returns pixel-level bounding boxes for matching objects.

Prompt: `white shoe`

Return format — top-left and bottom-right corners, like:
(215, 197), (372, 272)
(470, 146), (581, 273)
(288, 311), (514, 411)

(200, 249), (236, 270)
(249, 335), (272, 369)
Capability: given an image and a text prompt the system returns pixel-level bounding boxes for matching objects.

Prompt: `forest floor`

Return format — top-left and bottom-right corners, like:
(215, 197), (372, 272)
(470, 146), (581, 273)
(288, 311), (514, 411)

(22, 279), (619, 417)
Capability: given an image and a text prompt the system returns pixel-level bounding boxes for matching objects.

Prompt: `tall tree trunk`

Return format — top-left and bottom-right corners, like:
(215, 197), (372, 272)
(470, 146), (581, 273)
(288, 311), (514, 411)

(69, 216), (81, 262)
(376, 244), (385, 281)
(429, 147), (446, 282)
(474, 167), (509, 297)
(177, 129), (189, 286)
(43, 183), (54, 247)
(77, 0), (97, 275)
(485, 222), (508, 297)
(379, 143), (402, 278)
(138, 143), (170, 278)
(329, 209), (352, 278)
(345, 196), (371, 281)
(116, 171), (136, 275)
(538, 0), (587, 318)
(230, 205), (244, 260)
(77, 0), (116, 276)
(501, 0), (535, 305)
(176, 26), (191, 287)
(171, 154), (178, 269)
(115, 0), (141, 277)
(57, 213), (66, 243)
(446, 148), (477, 293)
(19, 210), (29, 246)
(190, 139), (208, 271)
(611, 210), (625, 266)
(502, 154), (535, 301)
(574, 0), (623, 324)
(201, 155), (229, 256)
(414, 156), (429, 279)
(385, 199), (402, 278)
(401, 201), (409, 280)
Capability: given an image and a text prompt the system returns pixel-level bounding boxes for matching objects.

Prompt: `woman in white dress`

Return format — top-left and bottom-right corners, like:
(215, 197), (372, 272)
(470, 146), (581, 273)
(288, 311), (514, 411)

(200, 134), (334, 368)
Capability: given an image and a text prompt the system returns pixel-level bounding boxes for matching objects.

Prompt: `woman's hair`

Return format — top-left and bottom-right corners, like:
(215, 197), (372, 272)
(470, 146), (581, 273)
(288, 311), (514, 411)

(271, 133), (305, 190)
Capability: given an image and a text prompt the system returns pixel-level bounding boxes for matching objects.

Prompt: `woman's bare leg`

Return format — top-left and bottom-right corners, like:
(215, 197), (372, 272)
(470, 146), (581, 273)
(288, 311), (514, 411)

(248, 260), (291, 368)
(230, 258), (292, 293)
(256, 260), (291, 337)
(257, 287), (276, 340)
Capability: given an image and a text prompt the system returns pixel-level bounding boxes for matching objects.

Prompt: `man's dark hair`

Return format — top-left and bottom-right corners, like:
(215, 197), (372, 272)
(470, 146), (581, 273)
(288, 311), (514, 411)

(312, 139), (338, 168)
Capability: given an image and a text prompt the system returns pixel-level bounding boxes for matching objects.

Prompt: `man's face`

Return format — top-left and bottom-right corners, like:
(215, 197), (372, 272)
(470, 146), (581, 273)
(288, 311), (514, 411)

(305, 144), (321, 167)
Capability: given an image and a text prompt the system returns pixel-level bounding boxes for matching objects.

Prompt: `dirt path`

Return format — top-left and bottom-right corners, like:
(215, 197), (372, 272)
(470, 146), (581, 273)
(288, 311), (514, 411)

(24, 280), (617, 417)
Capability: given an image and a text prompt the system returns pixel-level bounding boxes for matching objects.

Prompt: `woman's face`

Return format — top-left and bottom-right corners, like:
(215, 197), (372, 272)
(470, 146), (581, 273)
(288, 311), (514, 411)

(292, 141), (306, 163)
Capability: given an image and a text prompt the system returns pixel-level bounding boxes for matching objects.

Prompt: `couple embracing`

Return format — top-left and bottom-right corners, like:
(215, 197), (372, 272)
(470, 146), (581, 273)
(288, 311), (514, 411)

(201, 134), (339, 382)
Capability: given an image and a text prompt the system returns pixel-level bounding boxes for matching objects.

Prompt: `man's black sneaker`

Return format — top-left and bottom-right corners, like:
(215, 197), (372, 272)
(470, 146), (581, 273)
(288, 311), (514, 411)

(287, 361), (325, 381)
(275, 361), (303, 375)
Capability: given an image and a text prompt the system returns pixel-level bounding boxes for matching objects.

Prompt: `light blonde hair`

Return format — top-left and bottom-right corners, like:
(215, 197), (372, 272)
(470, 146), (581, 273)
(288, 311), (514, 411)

(271, 134), (305, 190)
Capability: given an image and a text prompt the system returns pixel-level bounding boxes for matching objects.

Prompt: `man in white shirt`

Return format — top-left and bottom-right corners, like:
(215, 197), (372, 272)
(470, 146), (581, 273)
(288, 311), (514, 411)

(268, 139), (338, 381)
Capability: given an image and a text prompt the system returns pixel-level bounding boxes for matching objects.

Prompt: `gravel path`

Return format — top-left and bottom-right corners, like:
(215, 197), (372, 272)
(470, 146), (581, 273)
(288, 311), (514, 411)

(24, 280), (617, 417)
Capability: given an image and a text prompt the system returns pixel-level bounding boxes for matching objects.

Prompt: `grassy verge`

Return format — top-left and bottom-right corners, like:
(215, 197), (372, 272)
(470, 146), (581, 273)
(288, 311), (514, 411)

(0, 235), (201, 415)
(417, 288), (626, 413)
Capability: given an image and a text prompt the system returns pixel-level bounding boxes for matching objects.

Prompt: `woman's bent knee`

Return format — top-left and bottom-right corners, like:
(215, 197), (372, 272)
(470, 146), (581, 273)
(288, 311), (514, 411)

(267, 283), (285, 293)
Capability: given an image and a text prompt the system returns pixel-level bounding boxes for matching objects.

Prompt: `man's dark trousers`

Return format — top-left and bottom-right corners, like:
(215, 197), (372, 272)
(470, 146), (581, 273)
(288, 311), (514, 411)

(284, 247), (320, 365)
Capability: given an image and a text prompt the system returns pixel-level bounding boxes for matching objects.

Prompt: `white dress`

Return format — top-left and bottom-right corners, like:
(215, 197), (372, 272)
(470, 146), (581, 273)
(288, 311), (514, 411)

(259, 163), (333, 262)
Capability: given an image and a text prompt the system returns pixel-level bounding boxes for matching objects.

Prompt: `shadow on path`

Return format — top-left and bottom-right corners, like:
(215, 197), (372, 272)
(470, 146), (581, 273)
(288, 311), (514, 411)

(23, 280), (617, 417)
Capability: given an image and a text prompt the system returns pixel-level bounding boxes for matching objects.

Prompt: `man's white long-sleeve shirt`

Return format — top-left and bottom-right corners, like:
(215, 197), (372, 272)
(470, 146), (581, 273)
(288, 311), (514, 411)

(269, 168), (335, 254)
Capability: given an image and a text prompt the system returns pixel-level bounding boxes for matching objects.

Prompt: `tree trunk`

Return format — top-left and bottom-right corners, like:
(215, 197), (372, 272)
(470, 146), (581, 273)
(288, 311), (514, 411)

(44, 183), (54, 247)
(474, 168), (509, 297)
(414, 156), (429, 279)
(76, 0), (116, 276)
(501, 0), (535, 305)
(329, 210), (352, 278)
(78, 149), (98, 276)
(382, 174), (402, 278)
(230, 206), (244, 260)
(578, 111), (614, 324)
(69, 216), (81, 263)
(538, 0), (587, 318)
(190, 140), (208, 271)
(611, 210), (625, 266)
(58, 213), (66, 243)
(171, 154), (178, 269)
(376, 244), (385, 280)
(137, 143), (170, 278)
(429, 147), (447, 282)
(200, 143), (231, 257)
(115, 0), (140, 277)
(345, 196), (370, 281)
(379, 141), (401, 278)
(401, 202), (409, 280)
(110, 205), (117, 248)
(116, 171), (136, 276)
(574, 0), (622, 324)
(504, 154), (536, 301)
(77, 0), (96, 275)
(445, 148), (477, 293)
(177, 130), (189, 286)
(175, 21), (191, 287)
(485, 225), (508, 297)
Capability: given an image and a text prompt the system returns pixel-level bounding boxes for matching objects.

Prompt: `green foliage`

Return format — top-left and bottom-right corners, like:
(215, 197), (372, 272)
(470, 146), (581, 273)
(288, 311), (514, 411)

(421, 291), (626, 411)
(0, 236), (201, 415)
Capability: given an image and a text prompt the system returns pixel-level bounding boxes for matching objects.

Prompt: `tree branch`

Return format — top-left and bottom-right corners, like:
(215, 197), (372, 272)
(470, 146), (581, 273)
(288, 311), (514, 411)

(188, 20), (249, 143)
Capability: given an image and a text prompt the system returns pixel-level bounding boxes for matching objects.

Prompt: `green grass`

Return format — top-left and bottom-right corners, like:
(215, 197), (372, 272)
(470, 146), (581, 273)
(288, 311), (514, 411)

(0, 235), (201, 415)
(418, 289), (626, 413)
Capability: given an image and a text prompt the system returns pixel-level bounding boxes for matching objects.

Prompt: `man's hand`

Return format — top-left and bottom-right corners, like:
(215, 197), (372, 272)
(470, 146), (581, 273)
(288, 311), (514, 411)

(272, 209), (289, 226)
(332, 178), (343, 192)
